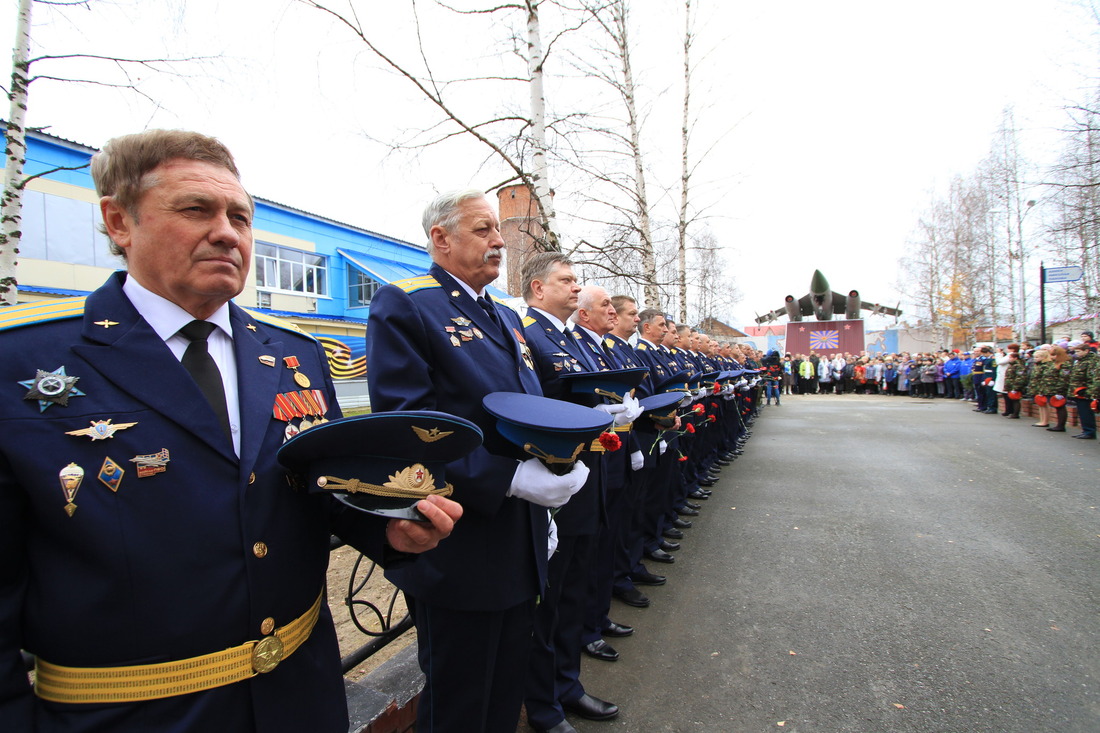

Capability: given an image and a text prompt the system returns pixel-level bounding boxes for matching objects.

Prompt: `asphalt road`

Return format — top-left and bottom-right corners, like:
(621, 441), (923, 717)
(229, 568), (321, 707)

(571, 393), (1100, 733)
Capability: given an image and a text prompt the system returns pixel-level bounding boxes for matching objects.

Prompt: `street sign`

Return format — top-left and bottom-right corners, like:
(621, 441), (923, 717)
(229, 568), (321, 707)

(1044, 266), (1083, 283)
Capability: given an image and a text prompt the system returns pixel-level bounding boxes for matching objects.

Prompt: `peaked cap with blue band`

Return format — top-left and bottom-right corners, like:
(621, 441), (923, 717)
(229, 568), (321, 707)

(278, 411), (482, 521)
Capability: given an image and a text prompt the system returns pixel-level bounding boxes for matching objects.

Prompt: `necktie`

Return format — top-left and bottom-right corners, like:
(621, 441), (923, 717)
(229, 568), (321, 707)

(477, 296), (511, 340)
(477, 296), (500, 325)
(565, 327), (599, 371)
(179, 320), (232, 442)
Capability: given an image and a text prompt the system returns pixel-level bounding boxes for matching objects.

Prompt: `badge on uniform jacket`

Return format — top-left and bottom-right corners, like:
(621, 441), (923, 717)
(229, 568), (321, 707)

(130, 449), (170, 478)
(20, 367), (86, 412)
(65, 419), (138, 441)
(59, 463), (84, 516)
(98, 457), (125, 493)
(283, 356), (311, 388)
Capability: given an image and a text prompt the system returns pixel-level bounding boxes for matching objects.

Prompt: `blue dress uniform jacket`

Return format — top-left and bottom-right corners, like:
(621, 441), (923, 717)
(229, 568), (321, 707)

(521, 310), (604, 538)
(0, 273), (390, 733)
(366, 264), (547, 611)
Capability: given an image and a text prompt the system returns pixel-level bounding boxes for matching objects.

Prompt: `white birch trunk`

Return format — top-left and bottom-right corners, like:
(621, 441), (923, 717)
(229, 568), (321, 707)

(526, 0), (560, 251)
(1, 0), (34, 306)
(676, 0), (692, 323)
(613, 1), (658, 307)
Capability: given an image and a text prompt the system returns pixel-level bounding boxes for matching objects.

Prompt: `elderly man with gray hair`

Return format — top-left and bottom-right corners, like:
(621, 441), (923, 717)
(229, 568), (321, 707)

(367, 191), (589, 733)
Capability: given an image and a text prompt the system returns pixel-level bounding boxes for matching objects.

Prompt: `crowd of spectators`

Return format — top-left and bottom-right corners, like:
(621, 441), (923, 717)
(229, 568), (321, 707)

(773, 331), (1100, 441)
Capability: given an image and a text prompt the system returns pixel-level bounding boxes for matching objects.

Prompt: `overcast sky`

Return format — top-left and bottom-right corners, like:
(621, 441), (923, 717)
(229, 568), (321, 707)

(5, 0), (1097, 327)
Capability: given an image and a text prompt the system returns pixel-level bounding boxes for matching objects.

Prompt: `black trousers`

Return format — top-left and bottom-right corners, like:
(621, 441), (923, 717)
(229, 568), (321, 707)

(407, 594), (537, 733)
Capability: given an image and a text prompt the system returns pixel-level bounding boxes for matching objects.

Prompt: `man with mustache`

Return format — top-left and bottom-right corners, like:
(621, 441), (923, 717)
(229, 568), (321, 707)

(366, 190), (588, 733)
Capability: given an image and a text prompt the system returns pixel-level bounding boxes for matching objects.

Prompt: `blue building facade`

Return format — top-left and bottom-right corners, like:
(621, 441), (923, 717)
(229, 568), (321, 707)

(8, 128), (480, 401)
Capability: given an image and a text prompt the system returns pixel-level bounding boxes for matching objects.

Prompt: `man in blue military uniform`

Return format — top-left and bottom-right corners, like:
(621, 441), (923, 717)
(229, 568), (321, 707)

(0, 130), (461, 733)
(366, 190), (588, 733)
(519, 255), (626, 733)
(570, 286), (645, 665)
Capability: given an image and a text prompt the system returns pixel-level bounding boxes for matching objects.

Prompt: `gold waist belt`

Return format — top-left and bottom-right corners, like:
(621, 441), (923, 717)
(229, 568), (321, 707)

(35, 590), (323, 704)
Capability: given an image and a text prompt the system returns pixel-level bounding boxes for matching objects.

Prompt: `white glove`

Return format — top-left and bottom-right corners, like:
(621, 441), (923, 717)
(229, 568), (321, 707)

(508, 458), (590, 508)
(658, 440), (668, 455)
(547, 513), (559, 559)
(679, 393), (693, 407)
(594, 401), (632, 427)
(620, 393), (643, 423)
(695, 387), (709, 400)
(736, 379), (748, 389)
(630, 450), (644, 471)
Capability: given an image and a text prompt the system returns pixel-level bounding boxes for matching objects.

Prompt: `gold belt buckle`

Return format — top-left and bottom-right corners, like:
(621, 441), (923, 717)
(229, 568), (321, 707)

(252, 635), (286, 674)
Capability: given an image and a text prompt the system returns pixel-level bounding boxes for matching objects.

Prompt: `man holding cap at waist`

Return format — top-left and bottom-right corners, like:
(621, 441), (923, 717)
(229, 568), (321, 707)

(366, 190), (589, 733)
(0, 129), (462, 733)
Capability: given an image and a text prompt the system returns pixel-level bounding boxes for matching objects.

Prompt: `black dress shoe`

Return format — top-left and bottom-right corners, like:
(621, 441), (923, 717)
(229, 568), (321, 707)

(698, 478), (717, 487)
(562, 692), (620, 721)
(683, 501), (701, 511)
(1073, 433), (1096, 439)
(583, 639), (619, 662)
(644, 548), (676, 564)
(530, 720), (578, 733)
(630, 570), (666, 586)
(659, 539), (680, 552)
(676, 506), (700, 517)
(602, 620), (634, 637)
(1047, 426), (1066, 432)
(663, 527), (684, 539)
(673, 517), (693, 528)
(688, 489), (710, 499)
(613, 587), (651, 607)
(715, 459), (732, 466)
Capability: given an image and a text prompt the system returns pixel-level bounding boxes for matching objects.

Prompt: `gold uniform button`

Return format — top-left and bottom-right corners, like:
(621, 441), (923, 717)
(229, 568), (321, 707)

(260, 617), (276, 635)
(253, 542), (268, 558)
(249, 472), (256, 484)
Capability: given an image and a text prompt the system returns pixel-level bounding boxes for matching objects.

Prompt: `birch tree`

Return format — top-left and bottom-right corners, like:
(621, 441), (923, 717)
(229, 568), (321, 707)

(0, 0), (34, 305)
(675, 0), (692, 323)
(1, 0), (212, 306)
(300, 0), (586, 252)
(570, 0), (660, 306)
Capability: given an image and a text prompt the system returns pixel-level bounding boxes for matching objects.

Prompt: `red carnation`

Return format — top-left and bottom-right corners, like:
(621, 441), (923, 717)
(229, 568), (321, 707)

(713, 383), (721, 394)
(684, 423), (696, 434)
(598, 431), (622, 452)
(678, 454), (688, 462)
(709, 402), (717, 409)
(692, 404), (705, 415)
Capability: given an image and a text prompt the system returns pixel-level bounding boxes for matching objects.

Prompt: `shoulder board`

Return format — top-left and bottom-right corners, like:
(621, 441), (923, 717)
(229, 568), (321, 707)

(0, 297), (86, 332)
(392, 275), (441, 294)
(489, 294), (511, 305)
(522, 315), (536, 328)
(240, 309), (315, 340)
(637, 342), (649, 351)
(604, 338), (617, 349)
(572, 330), (583, 339)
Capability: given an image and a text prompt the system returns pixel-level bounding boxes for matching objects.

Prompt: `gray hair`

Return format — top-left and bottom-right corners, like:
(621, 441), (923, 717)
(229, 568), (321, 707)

(576, 285), (606, 313)
(422, 188), (487, 253)
(520, 251), (573, 302)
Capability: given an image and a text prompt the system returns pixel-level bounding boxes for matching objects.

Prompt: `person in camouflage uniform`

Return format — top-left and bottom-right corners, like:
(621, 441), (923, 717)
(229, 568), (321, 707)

(1035, 346), (1073, 433)
(1025, 348), (1053, 427)
(1068, 341), (1098, 439)
(1001, 352), (1029, 419)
